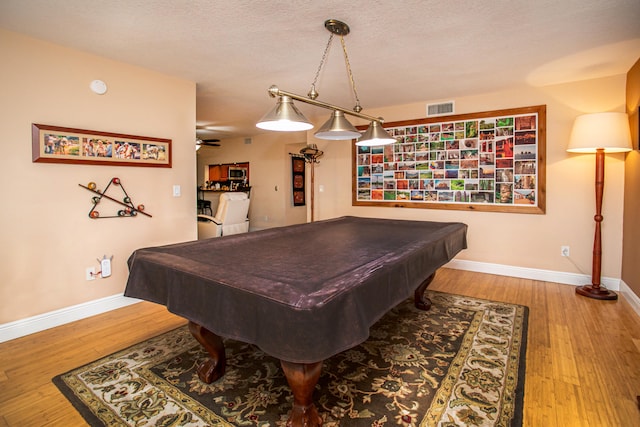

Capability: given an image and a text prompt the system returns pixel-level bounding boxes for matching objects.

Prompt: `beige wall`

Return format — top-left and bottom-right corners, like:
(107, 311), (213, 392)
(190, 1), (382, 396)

(0, 30), (197, 324)
(2, 28), (634, 328)
(200, 74), (629, 285)
(623, 58), (640, 298)
(309, 75), (629, 280)
(196, 134), (308, 229)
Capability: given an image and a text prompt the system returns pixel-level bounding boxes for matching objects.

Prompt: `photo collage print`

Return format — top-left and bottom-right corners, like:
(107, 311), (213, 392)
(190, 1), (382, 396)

(355, 112), (539, 207)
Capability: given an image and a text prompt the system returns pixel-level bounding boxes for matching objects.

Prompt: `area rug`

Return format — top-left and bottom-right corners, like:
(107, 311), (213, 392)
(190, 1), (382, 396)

(53, 291), (528, 426)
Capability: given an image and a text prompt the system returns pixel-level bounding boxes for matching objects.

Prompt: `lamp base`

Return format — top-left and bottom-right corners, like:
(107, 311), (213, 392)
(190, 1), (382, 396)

(575, 284), (618, 300)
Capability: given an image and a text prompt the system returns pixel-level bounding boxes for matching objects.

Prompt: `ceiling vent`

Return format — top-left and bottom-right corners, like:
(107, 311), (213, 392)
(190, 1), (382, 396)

(426, 101), (455, 117)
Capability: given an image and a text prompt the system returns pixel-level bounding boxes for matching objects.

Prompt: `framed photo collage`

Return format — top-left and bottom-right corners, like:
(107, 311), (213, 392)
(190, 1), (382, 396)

(32, 123), (171, 168)
(352, 105), (546, 214)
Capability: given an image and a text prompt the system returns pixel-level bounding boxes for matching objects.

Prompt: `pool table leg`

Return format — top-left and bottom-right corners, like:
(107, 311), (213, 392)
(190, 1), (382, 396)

(414, 272), (436, 311)
(280, 360), (323, 427)
(188, 321), (226, 383)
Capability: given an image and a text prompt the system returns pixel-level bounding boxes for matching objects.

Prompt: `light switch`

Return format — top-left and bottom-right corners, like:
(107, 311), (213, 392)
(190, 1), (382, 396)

(173, 185), (181, 197)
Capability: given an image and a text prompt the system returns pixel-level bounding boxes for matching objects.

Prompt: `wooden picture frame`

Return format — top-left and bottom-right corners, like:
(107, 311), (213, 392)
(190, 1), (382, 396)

(352, 105), (546, 214)
(32, 123), (172, 168)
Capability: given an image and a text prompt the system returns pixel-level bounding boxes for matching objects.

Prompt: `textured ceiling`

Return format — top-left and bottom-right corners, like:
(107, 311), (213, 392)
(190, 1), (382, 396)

(1, 0), (639, 140)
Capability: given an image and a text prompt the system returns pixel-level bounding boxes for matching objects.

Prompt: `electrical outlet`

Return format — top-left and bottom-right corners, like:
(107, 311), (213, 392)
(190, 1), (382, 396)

(561, 246), (570, 257)
(86, 267), (96, 281)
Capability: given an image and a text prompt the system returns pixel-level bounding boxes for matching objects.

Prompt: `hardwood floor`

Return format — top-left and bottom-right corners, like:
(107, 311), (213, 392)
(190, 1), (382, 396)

(1, 268), (639, 426)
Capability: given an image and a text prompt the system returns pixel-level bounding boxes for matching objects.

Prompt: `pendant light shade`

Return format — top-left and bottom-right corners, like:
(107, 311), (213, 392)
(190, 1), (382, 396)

(356, 121), (397, 146)
(256, 96), (313, 131)
(314, 110), (362, 140)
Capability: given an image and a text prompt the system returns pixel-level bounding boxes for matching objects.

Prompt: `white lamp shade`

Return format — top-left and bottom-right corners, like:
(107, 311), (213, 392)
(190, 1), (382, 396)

(355, 121), (397, 146)
(314, 110), (362, 140)
(567, 112), (632, 153)
(256, 96), (314, 131)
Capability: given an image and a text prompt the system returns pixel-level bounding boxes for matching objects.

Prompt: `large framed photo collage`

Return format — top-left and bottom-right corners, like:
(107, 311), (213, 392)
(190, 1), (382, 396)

(352, 105), (546, 214)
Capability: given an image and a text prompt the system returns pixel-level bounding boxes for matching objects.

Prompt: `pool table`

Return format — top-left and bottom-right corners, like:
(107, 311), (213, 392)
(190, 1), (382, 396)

(125, 216), (467, 426)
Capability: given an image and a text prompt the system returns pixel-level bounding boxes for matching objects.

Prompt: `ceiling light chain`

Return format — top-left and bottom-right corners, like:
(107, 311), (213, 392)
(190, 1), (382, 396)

(339, 35), (362, 113)
(308, 33), (334, 100)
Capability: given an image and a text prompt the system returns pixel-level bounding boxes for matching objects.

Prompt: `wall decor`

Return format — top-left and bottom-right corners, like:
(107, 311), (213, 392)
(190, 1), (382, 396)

(32, 123), (171, 168)
(79, 177), (152, 219)
(352, 105), (546, 214)
(291, 156), (306, 206)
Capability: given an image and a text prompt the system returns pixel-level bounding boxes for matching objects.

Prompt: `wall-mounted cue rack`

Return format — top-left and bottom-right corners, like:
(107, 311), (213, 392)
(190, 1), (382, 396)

(79, 177), (151, 219)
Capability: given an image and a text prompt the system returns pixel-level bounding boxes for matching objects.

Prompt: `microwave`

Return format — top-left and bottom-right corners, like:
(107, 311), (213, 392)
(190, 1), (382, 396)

(228, 167), (247, 181)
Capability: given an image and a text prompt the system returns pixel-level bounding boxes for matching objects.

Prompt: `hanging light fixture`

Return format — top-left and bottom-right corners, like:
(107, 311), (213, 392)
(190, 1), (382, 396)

(255, 95), (313, 131)
(256, 19), (396, 146)
(314, 110), (361, 140)
(356, 121), (398, 146)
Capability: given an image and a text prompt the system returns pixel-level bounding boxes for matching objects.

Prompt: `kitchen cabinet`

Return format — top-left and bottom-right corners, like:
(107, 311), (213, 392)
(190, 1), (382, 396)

(208, 162), (249, 184)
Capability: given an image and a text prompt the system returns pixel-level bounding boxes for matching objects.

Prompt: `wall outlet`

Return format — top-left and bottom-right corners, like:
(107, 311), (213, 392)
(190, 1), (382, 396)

(561, 246), (570, 257)
(86, 267), (96, 281)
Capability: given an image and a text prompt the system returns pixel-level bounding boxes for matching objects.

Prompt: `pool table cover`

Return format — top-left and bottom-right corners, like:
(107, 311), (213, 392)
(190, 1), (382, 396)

(125, 216), (467, 363)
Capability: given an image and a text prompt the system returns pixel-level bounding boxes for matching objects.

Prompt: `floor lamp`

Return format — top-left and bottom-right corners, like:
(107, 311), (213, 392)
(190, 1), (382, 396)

(567, 112), (632, 300)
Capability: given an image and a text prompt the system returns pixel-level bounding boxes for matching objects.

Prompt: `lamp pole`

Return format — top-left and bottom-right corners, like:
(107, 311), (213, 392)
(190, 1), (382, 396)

(575, 148), (617, 300)
(299, 146), (323, 222)
(310, 159), (316, 222)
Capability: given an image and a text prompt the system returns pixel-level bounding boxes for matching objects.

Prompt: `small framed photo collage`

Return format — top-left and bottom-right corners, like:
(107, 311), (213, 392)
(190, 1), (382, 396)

(32, 123), (172, 168)
(352, 105), (546, 214)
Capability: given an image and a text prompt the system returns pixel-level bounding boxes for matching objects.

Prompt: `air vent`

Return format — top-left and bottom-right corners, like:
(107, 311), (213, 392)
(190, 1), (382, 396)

(426, 101), (455, 117)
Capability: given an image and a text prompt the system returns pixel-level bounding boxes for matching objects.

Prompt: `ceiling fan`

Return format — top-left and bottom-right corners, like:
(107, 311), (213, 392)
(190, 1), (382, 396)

(196, 138), (221, 148)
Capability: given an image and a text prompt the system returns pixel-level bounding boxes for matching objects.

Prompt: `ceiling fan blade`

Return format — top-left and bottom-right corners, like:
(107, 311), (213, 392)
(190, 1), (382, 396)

(196, 138), (221, 147)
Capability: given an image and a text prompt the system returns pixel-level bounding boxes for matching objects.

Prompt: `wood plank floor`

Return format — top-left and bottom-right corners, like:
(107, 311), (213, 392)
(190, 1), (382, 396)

(1, 268), (639, 426)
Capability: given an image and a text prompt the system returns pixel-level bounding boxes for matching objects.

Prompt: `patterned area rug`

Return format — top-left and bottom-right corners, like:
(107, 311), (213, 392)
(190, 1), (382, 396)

(53, 291), (528, 426)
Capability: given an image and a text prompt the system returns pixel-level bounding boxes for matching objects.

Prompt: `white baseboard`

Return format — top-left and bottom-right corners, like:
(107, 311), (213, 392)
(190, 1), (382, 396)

(446, 259), (620, 290)
(619, 279), (640, 318)
(1, 261), (637, 343)
(0, 294), (141, 344)
(447, 260), (640, 316)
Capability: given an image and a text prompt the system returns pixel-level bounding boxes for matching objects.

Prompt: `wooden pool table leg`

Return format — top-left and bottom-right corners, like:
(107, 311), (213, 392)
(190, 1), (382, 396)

(188, 321), (226, 383)
(414, 272), (436, 311)
(280, 360), (323, 427)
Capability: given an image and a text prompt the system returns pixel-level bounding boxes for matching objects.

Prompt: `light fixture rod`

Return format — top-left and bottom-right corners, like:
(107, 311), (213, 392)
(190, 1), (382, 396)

(267, 85), (383, 124)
